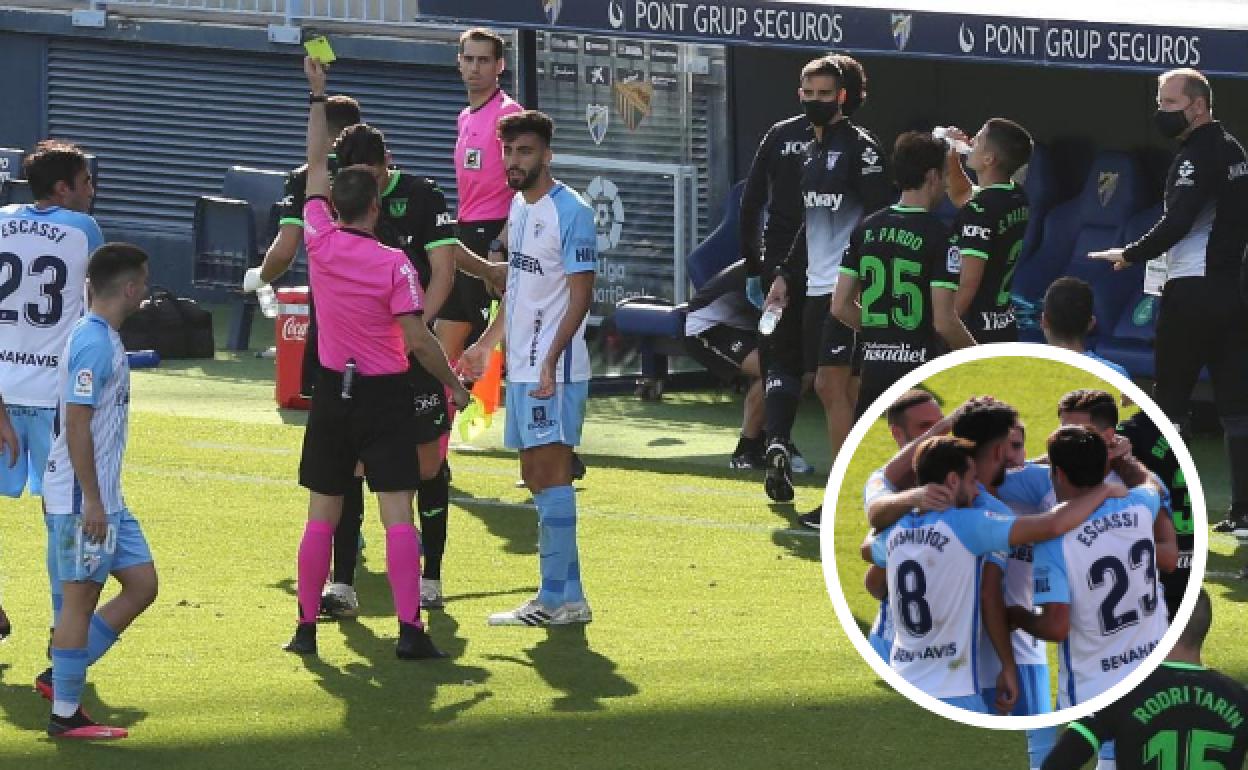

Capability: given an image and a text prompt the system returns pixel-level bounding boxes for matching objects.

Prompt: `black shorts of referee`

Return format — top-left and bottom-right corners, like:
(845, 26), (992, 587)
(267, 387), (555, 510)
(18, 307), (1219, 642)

(441, 219), (506, 341)
(299, 367), (423, 494)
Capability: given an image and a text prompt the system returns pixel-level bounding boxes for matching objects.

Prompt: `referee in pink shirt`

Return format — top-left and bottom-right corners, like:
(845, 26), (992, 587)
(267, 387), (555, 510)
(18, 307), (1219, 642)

(285, 57), (470, 660)
(437, 27), (524, 363)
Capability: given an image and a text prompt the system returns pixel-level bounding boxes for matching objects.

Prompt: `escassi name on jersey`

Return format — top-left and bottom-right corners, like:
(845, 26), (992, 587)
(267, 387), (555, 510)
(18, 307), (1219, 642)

(886, 526), (950, 553)
(1075, 510), (1141, 547)
(0, 218), (71, 243)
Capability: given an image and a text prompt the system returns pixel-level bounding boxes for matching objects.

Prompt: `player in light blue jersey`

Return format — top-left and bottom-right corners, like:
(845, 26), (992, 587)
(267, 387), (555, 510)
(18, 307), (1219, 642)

(39, 244), (156, 739)
(1011, 426), (1169, 770)
(859, 389), (949, 662)
(0, 141), (103, 645)
(1041, 276), (1131, 382)
(869, 435), (1123, 714)
(460, 110), (597, 627)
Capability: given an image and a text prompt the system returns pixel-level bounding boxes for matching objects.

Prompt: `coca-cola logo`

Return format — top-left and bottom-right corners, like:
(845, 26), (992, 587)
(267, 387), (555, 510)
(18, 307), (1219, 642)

(281, 316), (309, 342)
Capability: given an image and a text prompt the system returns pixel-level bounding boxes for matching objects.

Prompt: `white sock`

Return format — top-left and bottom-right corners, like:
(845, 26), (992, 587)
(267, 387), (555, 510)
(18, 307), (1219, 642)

(52, 700), (77, 719)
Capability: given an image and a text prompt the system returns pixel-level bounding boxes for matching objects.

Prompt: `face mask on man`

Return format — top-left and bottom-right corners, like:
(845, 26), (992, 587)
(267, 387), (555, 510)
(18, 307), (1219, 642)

(1154, 106), (1190, 139)
(803, 98), (840, 129)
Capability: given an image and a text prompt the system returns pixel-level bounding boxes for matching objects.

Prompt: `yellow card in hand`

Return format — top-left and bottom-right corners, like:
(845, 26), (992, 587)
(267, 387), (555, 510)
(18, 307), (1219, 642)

(304, 36), (336, 64)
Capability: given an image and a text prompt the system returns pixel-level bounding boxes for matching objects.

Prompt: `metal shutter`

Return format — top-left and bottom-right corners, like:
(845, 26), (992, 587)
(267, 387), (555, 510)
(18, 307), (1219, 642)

(46, 39), (466, 231)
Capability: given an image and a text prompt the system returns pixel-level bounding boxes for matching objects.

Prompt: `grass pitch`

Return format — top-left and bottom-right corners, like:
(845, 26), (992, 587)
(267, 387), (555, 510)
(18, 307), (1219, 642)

(0, 339), (1242, 769)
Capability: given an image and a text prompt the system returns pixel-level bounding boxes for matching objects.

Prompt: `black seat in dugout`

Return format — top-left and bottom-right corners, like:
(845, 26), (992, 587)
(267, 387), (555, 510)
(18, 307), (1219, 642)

(612, 180), (745, 400)
(0, 179), (35, 207)
(221, 165), (288, 253)
(192, 195), (258, 351)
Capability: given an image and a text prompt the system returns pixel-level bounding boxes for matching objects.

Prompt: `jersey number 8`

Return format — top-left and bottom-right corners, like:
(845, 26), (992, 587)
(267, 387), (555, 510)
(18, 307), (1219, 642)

(895, 559), (934, 637)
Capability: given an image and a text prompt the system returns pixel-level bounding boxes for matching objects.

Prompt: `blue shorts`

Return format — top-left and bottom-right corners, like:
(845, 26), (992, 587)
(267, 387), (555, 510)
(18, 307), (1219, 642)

(503, 381), (588, 450)
(47, 510), (153, 584)
(940, 694), (989, 714)
(981, 663), (1052, 716)
(0, 406), (54, 497)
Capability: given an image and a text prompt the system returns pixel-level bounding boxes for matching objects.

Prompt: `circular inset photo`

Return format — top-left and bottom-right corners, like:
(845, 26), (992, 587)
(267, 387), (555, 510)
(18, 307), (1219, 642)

(822, 344), (1208, 732)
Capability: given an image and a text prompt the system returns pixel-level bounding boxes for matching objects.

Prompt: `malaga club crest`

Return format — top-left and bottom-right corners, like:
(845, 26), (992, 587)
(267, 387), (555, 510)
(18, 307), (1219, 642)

(1098, 171), (1120, 207)
(542, 0), (561, 24)
(586, 104), (609, 145)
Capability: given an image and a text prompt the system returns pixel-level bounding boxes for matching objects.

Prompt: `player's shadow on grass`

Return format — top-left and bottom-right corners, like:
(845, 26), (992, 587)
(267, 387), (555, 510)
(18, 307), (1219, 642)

(485, 625), (638, 712)
(450, 493), (540, 557)
(0, 664), (147, 743)
(300, 612), (494, 729)
(771, 527), (819, 562)
(1204, 546), (1247, 602)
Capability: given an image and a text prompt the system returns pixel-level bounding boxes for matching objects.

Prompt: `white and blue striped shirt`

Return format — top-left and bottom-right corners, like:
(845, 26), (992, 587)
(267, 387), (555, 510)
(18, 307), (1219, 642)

(42, 314), (130, 515)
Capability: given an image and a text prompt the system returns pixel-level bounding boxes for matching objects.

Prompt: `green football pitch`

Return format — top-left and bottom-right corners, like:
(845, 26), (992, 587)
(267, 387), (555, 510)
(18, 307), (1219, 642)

(0, 335), (1243, 769)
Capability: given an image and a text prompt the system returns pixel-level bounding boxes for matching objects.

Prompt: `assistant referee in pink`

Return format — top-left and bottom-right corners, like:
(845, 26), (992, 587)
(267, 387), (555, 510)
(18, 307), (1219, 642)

(284, 57), (470, 660)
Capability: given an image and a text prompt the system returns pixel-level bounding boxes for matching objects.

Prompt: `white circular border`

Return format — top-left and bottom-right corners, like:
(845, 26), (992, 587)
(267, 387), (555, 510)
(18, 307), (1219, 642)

(819, 341), (1210, 730)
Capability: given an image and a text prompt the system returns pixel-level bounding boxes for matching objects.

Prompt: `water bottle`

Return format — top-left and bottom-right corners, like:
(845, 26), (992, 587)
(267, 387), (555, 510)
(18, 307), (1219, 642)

(127, 350), (161, 369)
(758, 304), (783, 336)
(256, 284), (278, 319)
(932, 126), (972, 155)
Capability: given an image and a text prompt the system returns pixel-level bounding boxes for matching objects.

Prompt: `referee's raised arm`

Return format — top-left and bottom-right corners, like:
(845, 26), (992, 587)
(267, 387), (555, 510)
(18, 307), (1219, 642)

(304, 57), (331, 199)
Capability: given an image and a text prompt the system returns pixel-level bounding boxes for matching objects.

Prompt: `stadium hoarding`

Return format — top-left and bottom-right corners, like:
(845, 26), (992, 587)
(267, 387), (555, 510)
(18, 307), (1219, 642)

(418, 0), (1248, 76)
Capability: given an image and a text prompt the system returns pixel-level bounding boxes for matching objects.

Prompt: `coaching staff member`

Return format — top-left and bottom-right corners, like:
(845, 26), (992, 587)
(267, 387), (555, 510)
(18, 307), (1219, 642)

(1091, 67), (1248, 534)
(284, 57), (470, 659)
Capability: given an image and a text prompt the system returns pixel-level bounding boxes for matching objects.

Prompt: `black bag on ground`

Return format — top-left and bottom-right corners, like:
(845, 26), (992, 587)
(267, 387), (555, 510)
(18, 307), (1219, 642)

(120, 287), (215, 358)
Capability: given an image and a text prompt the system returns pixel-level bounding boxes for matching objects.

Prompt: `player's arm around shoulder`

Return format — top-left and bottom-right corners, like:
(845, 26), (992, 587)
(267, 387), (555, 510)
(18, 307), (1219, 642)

(1008, 481), (1126, 546)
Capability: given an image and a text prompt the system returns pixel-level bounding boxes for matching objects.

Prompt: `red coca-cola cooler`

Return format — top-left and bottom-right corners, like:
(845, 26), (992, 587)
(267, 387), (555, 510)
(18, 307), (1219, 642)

(275, 287), (311, 410)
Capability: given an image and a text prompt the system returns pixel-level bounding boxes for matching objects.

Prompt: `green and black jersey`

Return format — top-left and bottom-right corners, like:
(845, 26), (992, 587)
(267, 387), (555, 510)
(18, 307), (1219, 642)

(840, 204), (958, 362)
(1117, 412), (1194, 617)
(950, 181), (1029, 342)
(277, 162), (457, 290)
(1042, 662), (1248, 770)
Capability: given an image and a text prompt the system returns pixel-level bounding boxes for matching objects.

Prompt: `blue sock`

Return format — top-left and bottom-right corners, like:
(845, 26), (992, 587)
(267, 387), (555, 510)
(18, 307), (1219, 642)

(50, 647), (88, 717)
(534, 485), (578, 608)
(87, 614), (119, 666)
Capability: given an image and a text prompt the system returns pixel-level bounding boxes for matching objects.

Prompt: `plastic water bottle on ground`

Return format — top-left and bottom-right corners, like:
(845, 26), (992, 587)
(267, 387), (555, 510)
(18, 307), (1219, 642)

(257, 284), (278, 318)
(758, 304), (783, 336)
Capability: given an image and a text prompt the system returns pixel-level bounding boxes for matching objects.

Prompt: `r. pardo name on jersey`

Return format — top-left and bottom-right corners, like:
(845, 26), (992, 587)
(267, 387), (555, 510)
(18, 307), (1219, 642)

(886, 525), (950, 553)
(510, 252), (544, 275)
(1075, 510), (1139, 547)
(0, 218), (70, 243)
(863, 343), (929, 364)
(804, 191), (842, 209)
(864, 226), (923, 251)
(0, 349), (59, 368)
(892, 642), (958, 663)
(1101, 640), (1159, 673)
(1131, 685), (1246, 729)
(630, 3), (843, 44)
(969, 24), (1201, 66)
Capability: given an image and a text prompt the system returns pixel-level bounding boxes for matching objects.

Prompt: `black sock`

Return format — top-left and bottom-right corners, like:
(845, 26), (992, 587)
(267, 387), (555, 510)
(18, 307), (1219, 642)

(763, 372), (800, 445)
(733, 434), (763, 457)
(332, 477), (364, 585)
(419, 462), (450, 581)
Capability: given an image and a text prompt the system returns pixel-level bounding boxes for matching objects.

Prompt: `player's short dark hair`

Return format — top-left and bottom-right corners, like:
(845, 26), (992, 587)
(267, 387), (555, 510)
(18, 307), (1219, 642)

(886, 389), (937, 427)
(23, 140), (89, 200)
(325, 95), (362, 138)
(1058, 389), (1118, 431)
(914, 436), (977, 486)
(499, 110), (554, 147)
(1048, 425), (1108, 488)
(459, 27), (505, 60)
(334, 123), (387, 168)
(951, 399), (1019, 456)
(981, 118), (1033, 177)
(87, 243), (148, 295)
(1162, 68), (1213, 110)
(1177, 588), (1213, 650)
(331, 166), (379, 223)
(892, 131), (947, 190)
(800, 55), (843, 86)
(1043, 276), (1094, 341)
(831, 53), (867, 115)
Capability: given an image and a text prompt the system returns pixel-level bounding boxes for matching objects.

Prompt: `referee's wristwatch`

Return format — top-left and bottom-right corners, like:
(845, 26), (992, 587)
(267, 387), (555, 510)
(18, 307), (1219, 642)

(309, 92), (328, 104)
